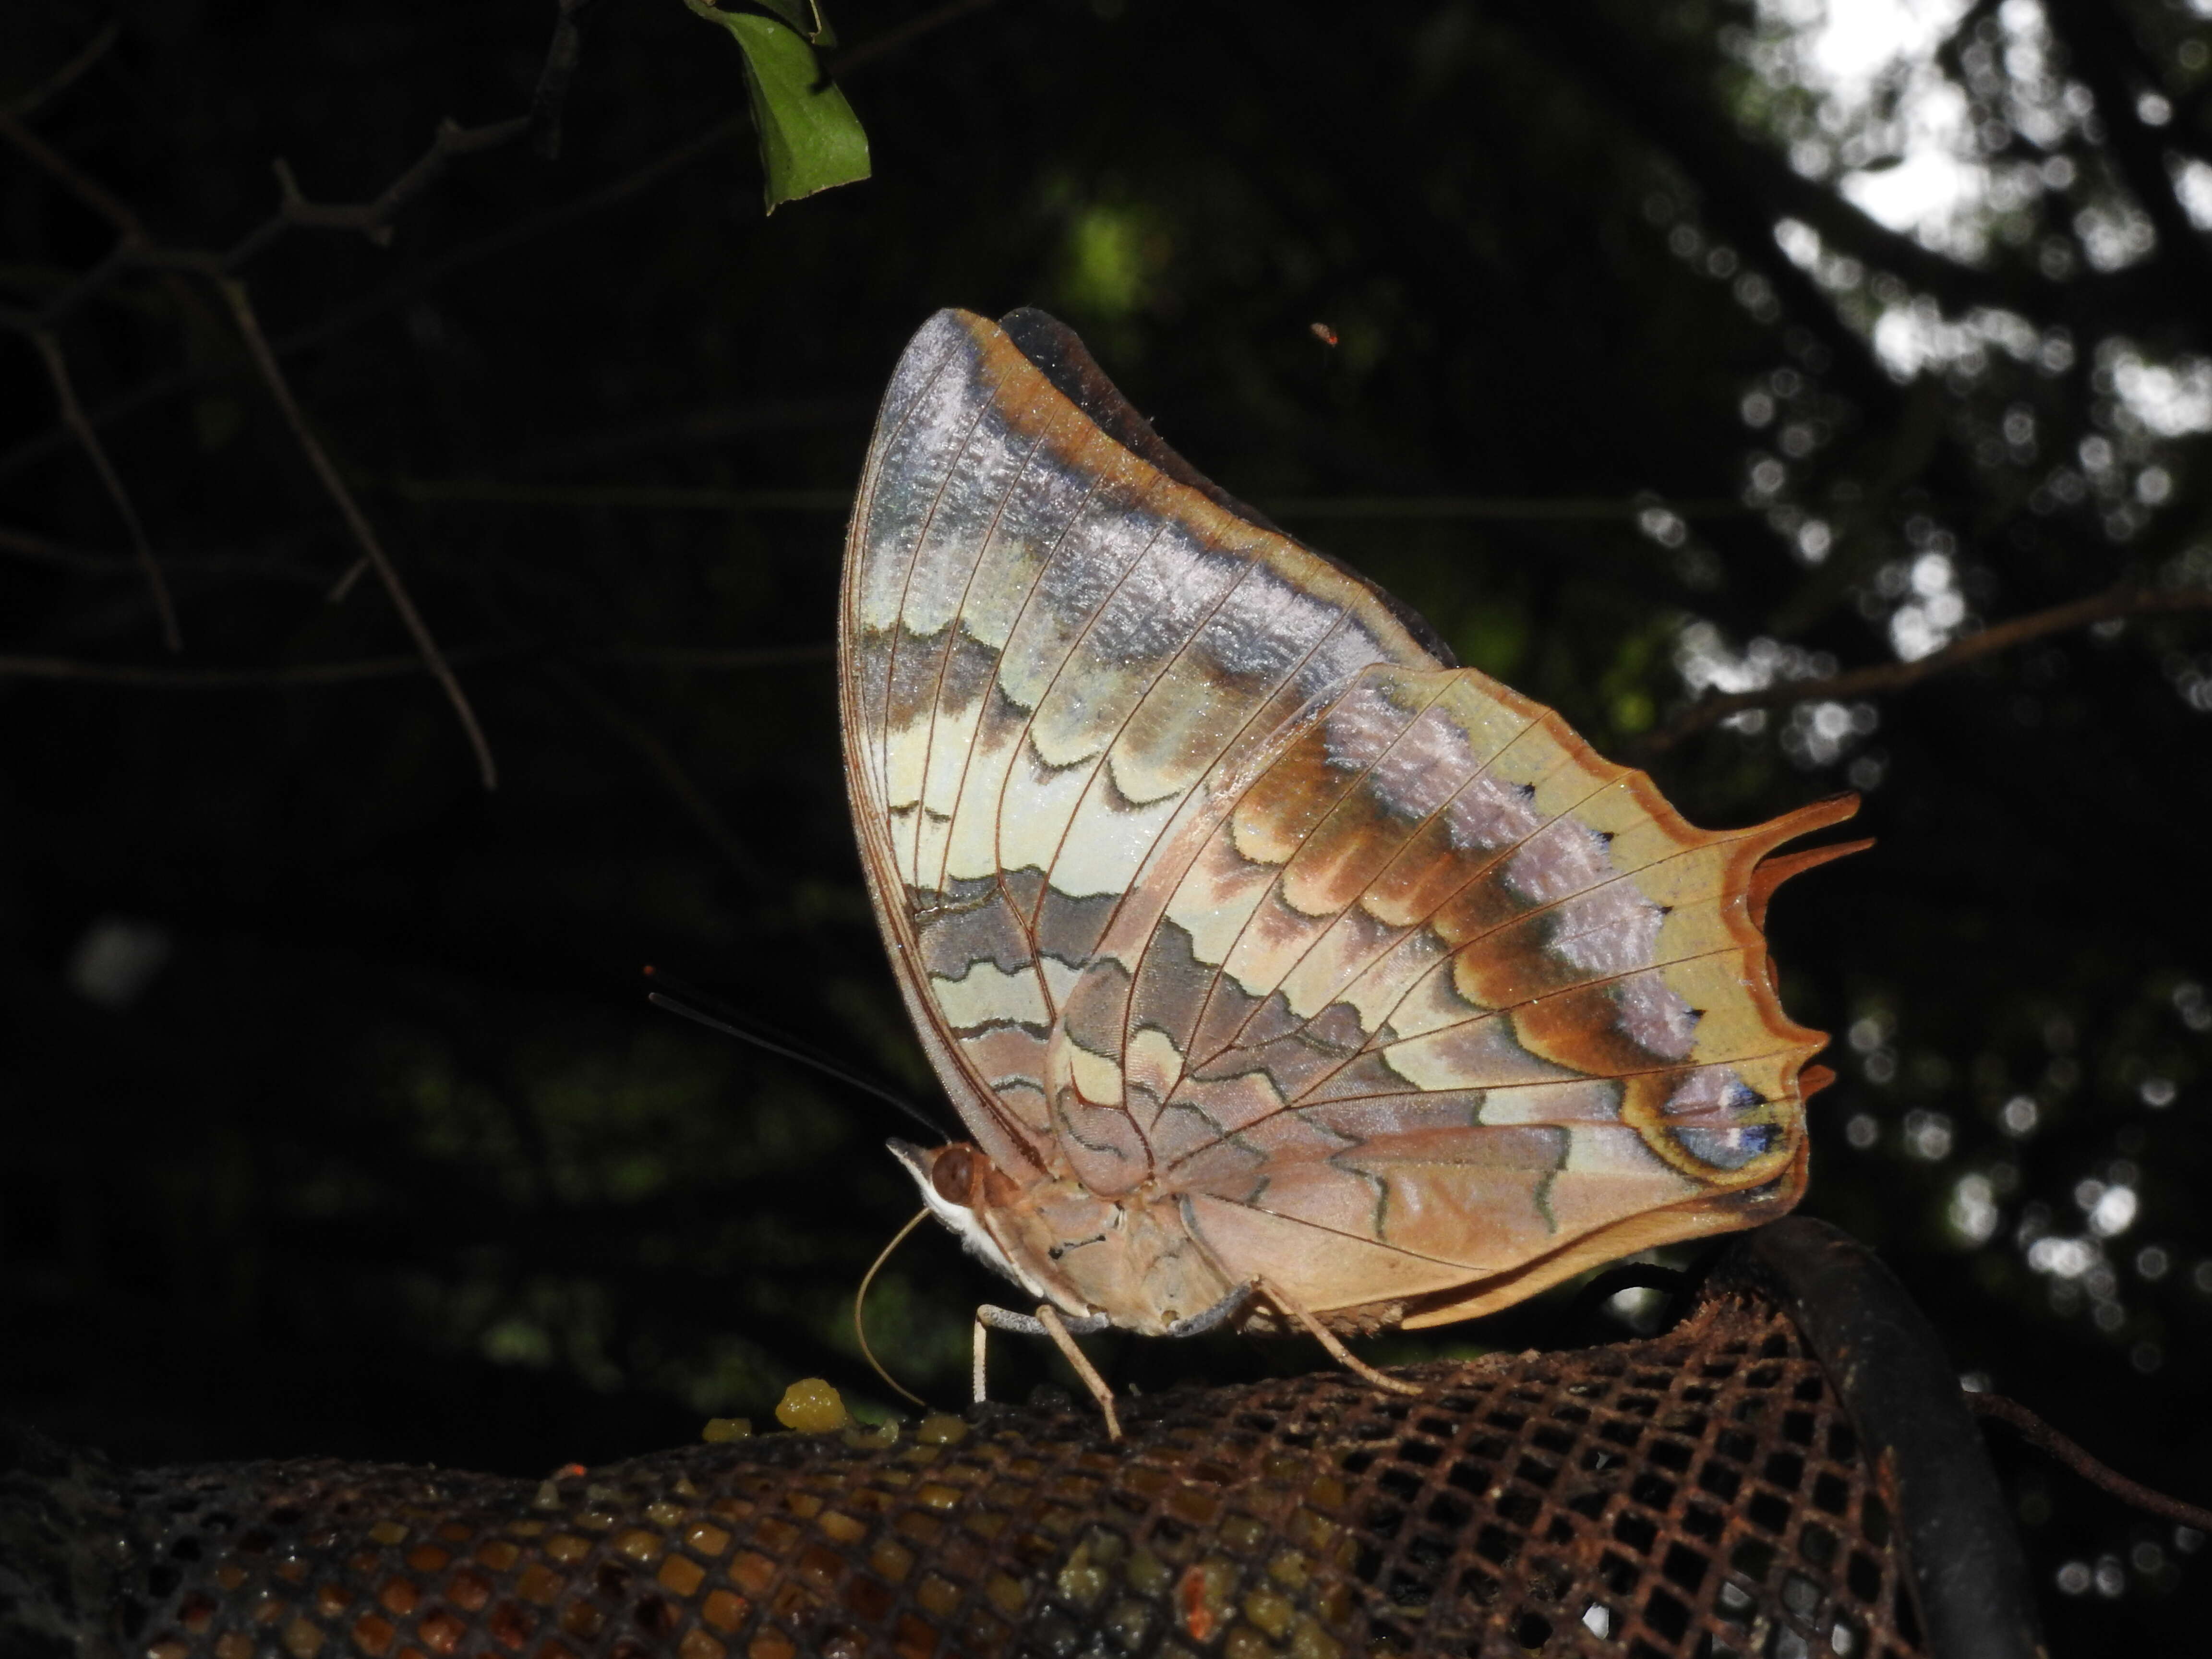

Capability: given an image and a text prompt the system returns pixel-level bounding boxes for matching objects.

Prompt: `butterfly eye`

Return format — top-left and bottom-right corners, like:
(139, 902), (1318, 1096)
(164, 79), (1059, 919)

(931, 1144), (980, 1207)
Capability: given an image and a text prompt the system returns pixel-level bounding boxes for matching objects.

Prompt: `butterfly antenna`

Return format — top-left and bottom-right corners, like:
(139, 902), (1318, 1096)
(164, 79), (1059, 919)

(643, 968), (951, 1140)
(854, 1206), (933, 1411)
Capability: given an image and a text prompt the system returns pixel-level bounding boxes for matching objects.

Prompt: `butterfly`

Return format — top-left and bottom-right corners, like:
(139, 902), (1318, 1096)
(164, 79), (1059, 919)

(840, 308), (1857, 1436)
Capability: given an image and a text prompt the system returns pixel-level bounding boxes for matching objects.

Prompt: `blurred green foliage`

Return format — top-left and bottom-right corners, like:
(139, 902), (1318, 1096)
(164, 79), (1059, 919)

(3, 1), (2210, 1648)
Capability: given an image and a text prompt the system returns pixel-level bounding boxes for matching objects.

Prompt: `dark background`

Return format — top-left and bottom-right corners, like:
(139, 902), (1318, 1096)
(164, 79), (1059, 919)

(4, 1), (2209, 1649)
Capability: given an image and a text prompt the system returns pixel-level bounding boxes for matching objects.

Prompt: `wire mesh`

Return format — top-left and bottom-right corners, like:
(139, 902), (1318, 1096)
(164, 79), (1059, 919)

(57, 1286), (1934, 1659)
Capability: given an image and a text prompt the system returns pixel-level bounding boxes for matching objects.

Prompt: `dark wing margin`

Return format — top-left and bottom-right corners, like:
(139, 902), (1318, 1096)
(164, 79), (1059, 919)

(996, 308), (1458, 669)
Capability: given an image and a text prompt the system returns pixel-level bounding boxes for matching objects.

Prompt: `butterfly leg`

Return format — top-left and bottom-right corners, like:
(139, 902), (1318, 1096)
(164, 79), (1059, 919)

(1164, 1282), (1256, 1337)
(973, 1304), (1121, 1440)
(1034, 1304), (1123, 1442)
(1253, 1276), (1422, 1397)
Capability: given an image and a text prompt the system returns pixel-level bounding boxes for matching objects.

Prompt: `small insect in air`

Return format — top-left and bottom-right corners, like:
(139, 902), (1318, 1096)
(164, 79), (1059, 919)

(839, 308), (1861, 1438)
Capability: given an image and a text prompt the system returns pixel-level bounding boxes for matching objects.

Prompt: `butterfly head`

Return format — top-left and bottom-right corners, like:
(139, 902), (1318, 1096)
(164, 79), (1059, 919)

(887, 1137), (1248, 1336)
(887, 1138), (1061, 1308)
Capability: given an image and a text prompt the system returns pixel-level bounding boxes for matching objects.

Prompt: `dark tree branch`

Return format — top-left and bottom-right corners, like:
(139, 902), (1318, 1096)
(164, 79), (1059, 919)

(2042, 0), (2212, 336)
(1520, 12), (2020, 331)
(0, 0), (995, 486)
(543, 663), (767, 890)
(2086, 0), (2205, 115)
(0, 643), (826, 685)
(826, 0), (1000, 77)
(5, 0), (992, 340)
(1494, 3), (1899, 420)
(0, 0), (995, 768)
(0, 104), (144, 237)
(216, 277), (499, 790)
(0, 524), (335, 583)
(1640, 580), (2212, 754)
(271, 111), (746, 381)
(0, 523), (117, 573)
(529, 0), (597, 159)
(1502, 0), (2186, 355)
(64, 110), (539, 294)
(1969, 1391), (2212, 1531)
(2183, 74), (2212, 138)
(0, 653), (452, 687)
(0, 0), (999, 480)
(227, 123), (530, 265)
(0, 116), (745, 479)
(26, 330), (181, 650)
(1932, 0), (2006, 79)
(4, 19), (122, 118)
(0, 0), (589, 336)
(1722, 129), (2069, 325)
(597, 644), (832, 669)
(0, 0), (612, 657)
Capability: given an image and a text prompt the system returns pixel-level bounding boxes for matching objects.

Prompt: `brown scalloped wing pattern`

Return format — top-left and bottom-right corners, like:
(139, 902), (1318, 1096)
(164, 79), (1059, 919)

(1055, 665), (1851, 1319)
(840, 308), (1848, 1325)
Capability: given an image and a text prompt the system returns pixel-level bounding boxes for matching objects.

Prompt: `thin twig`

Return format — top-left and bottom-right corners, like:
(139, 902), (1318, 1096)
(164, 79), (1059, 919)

(0, 0), (988, 476)
(386, 479), (849, 512)
(1640, 582), (2212, 754)
(529, 0), (596, 159)
(0, 117), (749, 482)
(827, 0), (1001, 77)
(272, 110), (744, 386)
(0, 523), (117, 573)
(0, 0), (585, 337)
(1969, 1391), (2212, 1532)
(543, 662), (765, 889)
(0, 0), (984, 341)
(1265, 494), (1750, 523)
(0, 642), (818, 685)
(5, 19), (123, 118)
(584, 643), (832, 670)
(2040, 0), (2212, 333)
(0, 106), (144, 237)
(0, 653), (449, 687)
(327, 559), (369, 604)
(216, 276), (499, 789)
(233, 117), (529, 267)
(28, 330), (181, 650)
(0, 525), (335, 583)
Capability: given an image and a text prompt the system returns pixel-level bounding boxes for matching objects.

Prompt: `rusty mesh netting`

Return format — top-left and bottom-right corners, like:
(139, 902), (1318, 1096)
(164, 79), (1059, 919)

(2, 1281), (1941, 1659)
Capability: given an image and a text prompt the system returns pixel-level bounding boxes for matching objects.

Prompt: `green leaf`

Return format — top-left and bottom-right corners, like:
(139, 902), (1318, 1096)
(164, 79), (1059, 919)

(687, 3), (868, 212)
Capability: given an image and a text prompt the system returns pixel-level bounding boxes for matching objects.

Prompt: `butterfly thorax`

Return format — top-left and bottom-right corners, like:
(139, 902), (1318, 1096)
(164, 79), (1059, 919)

(890, 1139), (1239, 1337)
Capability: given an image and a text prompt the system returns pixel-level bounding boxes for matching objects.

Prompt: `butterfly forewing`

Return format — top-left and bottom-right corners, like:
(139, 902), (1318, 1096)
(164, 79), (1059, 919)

(840, 308), (1851, 1334)
(842, 311), (1443, 1176)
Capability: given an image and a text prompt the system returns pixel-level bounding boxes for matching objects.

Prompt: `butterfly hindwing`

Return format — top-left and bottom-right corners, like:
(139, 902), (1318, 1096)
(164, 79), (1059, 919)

(1042, 658), (1848, 1317)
